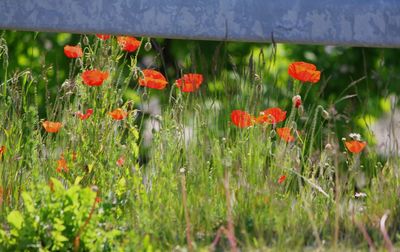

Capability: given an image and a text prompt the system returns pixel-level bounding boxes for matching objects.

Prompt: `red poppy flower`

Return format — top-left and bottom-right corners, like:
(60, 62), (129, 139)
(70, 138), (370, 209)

(0, 146), (5, 158)
(278, 175), (287, 184)
(292, 95), (302, 108)
(96, 34), (111, 40)
(56, 154), (68, 173)
(116, 156), (125, 167)
(138, 69), (168, 90)
(64, 45), (83, 58)
(42, 121), (62, 133)
(288, 62), (321, 83)
(231, 110), (254, 128)
(82, 69), (109, 86)
(176, 73), (204, 92)
(109, 108), (128, 120)
(345, 140), (367, 154)
(117, 36), (141, 52)
(277, 127), (295, 142)
(75, 108), (93, 120)
(256, 108), (287, 124)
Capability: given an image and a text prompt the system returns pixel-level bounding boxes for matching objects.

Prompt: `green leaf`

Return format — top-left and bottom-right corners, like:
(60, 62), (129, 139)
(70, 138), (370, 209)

(50, 177), (65, 193)
(116, 177), (126, 197)
(74, 176), (84, 185)
(88, 163), (94, 173)
(7, 210), (23, 230)
(21, 191), (35, 214)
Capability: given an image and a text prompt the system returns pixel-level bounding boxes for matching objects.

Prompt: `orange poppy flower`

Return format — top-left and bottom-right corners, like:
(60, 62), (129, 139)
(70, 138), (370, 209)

(64, 45), (83, 58)
(117, 36), (141, 52)
(256, 108), (287, 124)
(176, 73), (204, 92)
(0, 146), (5, 158)
(288, 62), (321, 83)
(231, 110), (254, 128)
(56, 154), (69, 173)
(109, 108), (128, 120)
(75, 108), (93, 120)
(345, 140), (367, 154)
(116, 156), (125, 167)
(42, 121), (62, 133)
(138, 69), (168, 90)
(96, 34), (111, 40)
(82, 69), (109, 86)
(277, 127), (295, 142)
(278, 175), (287, 184)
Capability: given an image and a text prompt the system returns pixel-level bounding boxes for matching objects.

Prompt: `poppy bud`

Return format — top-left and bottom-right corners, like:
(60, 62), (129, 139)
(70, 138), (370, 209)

(91, 185), (99, 192)
(133, 68), (139, 80)
(292, 95), (302, 108)
(83, 36), (89, 46)
(322, 110), (330, 120)
(278, 175), (287, 184)
(325, 143), (333, 151)
(144, 41), (152, 52)
(154, 114), (163, 121)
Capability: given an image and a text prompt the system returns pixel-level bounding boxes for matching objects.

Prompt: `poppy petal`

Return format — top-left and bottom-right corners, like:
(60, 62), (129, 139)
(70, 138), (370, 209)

(278, 175), (287, 184)
(42, 121), (62, 133)
(231, 110), (254, 128)
(117, 36), (141, 52)
(138, 69), (168, 90)
(345, 140), (367, 153)
(109, 108), (128, 120)
(277, 127), (295, 142)
(64, 45), (83, 58)
(96, 34), (111, 40)
(256, 108), (287, 124)
(176, 73), (204, 92)
(82, 70), (109, 87)
(288, 62), (321, 83)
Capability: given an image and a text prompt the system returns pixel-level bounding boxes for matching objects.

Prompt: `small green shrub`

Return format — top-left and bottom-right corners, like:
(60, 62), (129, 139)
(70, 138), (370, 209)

(0, 178), (122, 251)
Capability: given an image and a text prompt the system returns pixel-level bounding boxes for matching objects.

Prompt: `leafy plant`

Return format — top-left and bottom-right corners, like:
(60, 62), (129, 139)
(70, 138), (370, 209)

(0, 178), (123, 251)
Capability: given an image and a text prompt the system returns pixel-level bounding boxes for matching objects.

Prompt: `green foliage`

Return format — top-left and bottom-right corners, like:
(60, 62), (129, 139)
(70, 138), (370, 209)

(0, 178), (123, 251)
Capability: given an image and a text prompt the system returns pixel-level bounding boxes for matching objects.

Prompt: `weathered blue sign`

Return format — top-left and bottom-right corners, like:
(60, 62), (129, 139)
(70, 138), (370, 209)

(0, 1), (399, 47)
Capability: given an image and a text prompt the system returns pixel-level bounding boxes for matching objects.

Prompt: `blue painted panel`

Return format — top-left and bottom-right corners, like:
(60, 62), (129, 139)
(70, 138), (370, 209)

(0, 1), (399, 47)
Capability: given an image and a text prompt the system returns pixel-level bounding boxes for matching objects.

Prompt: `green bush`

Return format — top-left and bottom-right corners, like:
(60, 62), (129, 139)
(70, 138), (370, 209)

(0, 178), (122, 251)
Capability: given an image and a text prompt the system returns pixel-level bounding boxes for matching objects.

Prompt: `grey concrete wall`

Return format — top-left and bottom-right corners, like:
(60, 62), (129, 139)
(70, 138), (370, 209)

(0, 0), (399, 47)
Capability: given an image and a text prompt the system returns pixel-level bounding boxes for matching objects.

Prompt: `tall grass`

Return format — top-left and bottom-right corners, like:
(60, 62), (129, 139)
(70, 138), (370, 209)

(0, 32), (399, 251)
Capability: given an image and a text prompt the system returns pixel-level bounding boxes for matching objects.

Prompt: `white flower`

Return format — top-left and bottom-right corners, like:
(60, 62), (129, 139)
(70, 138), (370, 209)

(355, 192), (367, 198)
(349, 133), (361, 141)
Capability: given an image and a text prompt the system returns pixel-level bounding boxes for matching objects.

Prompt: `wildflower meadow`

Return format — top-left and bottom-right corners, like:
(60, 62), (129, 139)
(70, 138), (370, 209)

(0, 31), (399, 251)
